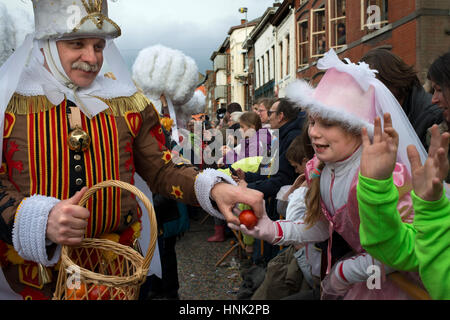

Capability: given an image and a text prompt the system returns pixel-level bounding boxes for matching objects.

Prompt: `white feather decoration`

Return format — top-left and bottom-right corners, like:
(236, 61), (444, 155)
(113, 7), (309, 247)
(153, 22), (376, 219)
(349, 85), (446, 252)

(132, 44), (199, 106)
(181, 90), (206, 115)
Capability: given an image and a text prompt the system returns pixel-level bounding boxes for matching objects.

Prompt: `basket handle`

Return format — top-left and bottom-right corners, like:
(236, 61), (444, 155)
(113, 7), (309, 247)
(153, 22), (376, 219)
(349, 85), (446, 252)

(388, 272), (431, 300)
(77, 180), (158, 271)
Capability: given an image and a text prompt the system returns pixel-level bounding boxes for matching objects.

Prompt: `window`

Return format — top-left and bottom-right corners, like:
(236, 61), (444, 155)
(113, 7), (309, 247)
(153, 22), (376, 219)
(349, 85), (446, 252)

(230, 54), (234, 73)
(286, 34), (290, 76)
(297, 19), (309, 67)
(361, 0), (388, 31)
(328, 0), (346, 49)
(311, 7), (326, 58)
(272, 46), (276, 79)
(266, 50), (271, 81)
(257, 59), (261, 87)
(262, 55), (266, 84)
(279, 41), (283, 78)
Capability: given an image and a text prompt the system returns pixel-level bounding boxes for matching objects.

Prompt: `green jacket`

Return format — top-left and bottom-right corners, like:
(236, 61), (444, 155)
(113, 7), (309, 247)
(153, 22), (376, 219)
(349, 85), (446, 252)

(357, 174), (450, 300)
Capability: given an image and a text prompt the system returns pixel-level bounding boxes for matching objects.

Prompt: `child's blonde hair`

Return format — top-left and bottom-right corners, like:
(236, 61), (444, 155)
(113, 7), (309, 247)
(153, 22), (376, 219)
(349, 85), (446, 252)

(239, 111), (262, 131)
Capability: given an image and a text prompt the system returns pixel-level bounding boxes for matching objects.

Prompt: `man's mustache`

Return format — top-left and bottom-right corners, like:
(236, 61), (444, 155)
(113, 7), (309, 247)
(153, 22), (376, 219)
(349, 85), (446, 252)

(72, 61), (99, 72)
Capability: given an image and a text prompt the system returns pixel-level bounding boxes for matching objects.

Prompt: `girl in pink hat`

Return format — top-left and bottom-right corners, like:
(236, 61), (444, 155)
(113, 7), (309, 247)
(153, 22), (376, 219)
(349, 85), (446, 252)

(230, 49), (428, 299)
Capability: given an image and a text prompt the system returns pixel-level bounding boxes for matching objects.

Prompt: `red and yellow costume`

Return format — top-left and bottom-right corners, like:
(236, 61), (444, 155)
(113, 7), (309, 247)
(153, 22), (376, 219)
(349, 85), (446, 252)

(0, 93), (200, 299)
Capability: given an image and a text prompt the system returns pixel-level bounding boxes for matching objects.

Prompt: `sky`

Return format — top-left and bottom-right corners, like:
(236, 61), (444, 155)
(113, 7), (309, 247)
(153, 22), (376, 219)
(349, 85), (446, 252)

(2, 0), (278, 74)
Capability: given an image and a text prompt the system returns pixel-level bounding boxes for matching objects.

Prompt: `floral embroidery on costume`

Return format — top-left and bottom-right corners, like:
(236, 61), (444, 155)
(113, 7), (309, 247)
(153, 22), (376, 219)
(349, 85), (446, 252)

(3, 141), (23, 191)
(162, 150), (172, 164)
(171, 185), (183, 200)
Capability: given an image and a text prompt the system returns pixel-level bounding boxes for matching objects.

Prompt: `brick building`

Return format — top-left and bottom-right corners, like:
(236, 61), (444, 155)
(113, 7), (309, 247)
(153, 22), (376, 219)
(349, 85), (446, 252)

(294, 0), (450, 84)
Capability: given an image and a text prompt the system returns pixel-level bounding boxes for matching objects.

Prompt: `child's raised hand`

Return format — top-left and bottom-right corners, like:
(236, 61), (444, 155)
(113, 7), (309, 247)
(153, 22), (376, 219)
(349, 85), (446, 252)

(360, 113), (399, 180)
(407, 125), (449, 202)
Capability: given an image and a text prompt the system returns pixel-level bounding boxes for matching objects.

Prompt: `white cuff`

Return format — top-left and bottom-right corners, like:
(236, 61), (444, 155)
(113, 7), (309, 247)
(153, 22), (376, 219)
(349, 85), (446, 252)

(194, 168), (237, 220)
(12, 195), (62, 266)
(275, 219), (329, 246)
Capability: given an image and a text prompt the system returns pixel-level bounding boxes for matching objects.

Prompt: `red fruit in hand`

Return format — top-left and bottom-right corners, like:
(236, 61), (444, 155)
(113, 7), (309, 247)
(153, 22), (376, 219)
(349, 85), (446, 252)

(239, 210), (258, 229)
(88, 284), (110, 300)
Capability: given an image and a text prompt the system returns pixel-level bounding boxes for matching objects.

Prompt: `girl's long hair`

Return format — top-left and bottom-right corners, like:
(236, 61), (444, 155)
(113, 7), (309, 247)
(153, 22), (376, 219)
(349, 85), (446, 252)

(304, 161), (326, 228)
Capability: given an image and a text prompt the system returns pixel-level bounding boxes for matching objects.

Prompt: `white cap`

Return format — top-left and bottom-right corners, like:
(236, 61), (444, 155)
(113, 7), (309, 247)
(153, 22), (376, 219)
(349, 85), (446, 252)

(32, 0), (121, 40)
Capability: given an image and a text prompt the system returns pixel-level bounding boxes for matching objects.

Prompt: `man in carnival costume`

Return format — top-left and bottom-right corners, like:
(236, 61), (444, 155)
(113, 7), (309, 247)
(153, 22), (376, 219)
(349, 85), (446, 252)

(0, 0), (263, 300)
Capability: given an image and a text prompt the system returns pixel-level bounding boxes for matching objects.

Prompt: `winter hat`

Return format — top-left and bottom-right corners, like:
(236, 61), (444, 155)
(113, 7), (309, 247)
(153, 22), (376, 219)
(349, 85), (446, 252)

(33, 0), (121, 40)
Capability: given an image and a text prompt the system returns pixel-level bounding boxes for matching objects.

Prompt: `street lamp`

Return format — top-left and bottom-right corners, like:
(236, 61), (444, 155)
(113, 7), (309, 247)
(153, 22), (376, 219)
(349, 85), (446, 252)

(239, 7), (248, 14)
(239, 7), (249, 110)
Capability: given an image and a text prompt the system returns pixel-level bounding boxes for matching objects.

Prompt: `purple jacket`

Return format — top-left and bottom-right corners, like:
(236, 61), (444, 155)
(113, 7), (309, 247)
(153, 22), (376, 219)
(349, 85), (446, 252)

(222, 128), (272, 164)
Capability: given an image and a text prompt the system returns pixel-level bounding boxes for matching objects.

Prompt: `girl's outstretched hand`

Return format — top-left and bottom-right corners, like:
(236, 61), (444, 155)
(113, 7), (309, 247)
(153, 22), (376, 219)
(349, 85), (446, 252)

(407, 125), (449, 202)
(360, 113), (399, 180)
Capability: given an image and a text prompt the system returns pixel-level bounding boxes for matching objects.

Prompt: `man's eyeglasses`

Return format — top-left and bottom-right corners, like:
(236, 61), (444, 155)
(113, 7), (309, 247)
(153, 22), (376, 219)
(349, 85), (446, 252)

(268, 110), (277, 117)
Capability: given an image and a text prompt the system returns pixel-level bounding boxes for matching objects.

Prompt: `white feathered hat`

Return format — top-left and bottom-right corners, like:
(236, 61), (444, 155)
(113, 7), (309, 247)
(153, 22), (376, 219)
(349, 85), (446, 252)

(286, 49), (427, 172)
(132, 44), (200, 144)
(132, 44), (199, 107)
(32, 0), (121, 40)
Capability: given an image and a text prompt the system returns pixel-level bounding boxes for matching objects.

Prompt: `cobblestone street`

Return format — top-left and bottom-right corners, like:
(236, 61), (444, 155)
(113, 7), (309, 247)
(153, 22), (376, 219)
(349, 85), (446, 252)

(176, 214), (244, 300)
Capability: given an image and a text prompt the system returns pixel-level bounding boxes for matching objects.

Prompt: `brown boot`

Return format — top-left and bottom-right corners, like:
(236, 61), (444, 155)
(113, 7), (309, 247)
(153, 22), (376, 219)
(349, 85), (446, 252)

(207, 225), (225, 242)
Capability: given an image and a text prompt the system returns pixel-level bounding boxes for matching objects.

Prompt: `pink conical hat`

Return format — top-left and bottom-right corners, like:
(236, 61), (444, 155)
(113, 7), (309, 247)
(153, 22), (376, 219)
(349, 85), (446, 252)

(287, 51), (377, 134)
(312, 68), (376, 129)
(287, 49), (428, 171)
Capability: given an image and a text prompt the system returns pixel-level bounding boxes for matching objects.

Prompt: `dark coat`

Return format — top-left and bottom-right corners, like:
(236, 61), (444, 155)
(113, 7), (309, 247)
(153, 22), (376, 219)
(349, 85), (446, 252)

(403, 85), (443, 149)
(245, 111), (306, 210)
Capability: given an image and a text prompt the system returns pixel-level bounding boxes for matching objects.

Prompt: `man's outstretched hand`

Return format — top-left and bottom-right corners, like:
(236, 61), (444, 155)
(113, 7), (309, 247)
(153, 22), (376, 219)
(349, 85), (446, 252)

(211, 182), (264, 226)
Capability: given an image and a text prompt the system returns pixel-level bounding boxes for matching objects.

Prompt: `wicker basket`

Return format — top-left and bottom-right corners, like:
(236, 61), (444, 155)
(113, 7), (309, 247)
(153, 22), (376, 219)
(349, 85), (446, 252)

(53, 180), (158, 300)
